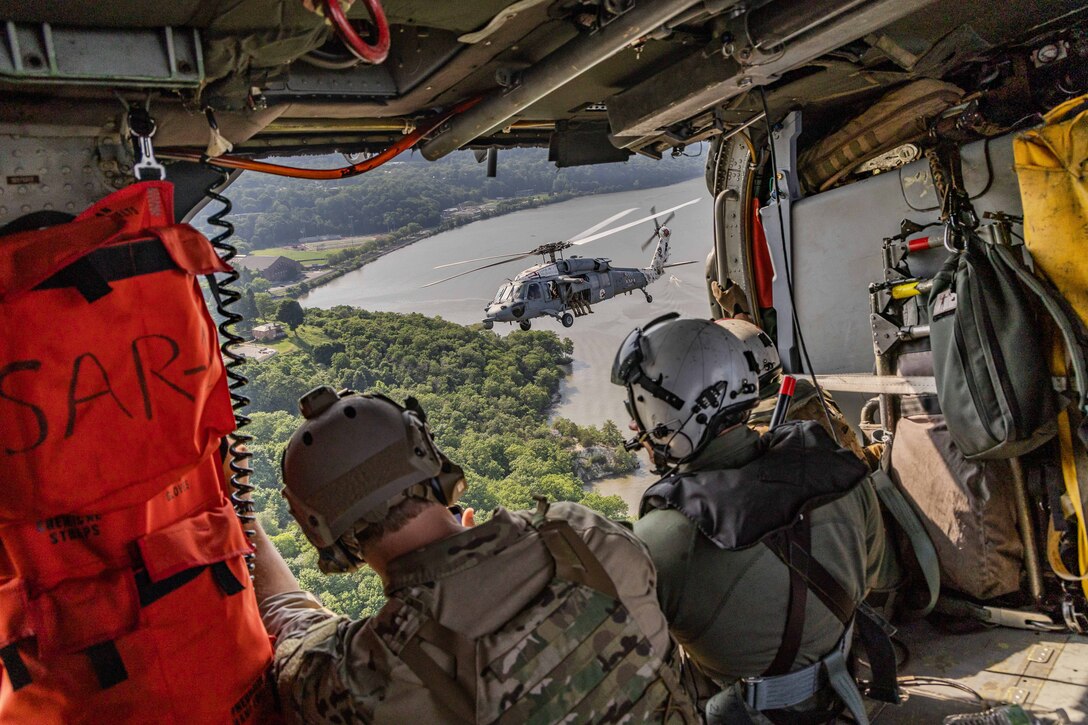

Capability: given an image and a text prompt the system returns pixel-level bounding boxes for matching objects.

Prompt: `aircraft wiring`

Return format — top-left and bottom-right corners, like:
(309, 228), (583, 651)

(202, 169), (257, 575)
(158, 96), (482, 180)
(757, 87), (840, 444)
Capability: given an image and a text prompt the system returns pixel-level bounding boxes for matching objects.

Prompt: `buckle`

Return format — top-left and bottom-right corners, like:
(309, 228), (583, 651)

(742, 676), (764, 709)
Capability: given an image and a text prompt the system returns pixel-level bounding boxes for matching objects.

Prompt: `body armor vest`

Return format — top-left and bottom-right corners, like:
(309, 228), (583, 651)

(377, 503), (697, 724)
(0, 183), (277, 724)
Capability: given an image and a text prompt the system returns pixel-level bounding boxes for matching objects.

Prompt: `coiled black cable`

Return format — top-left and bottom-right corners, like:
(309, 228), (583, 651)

(203, 168), (256, 574)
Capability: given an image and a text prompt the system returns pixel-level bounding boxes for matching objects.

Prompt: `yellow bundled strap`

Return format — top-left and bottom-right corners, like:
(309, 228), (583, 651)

(1015, 94), (1088, 595)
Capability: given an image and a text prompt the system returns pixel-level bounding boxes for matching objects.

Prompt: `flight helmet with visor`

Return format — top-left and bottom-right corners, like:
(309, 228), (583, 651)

(611, 314), (761, 471)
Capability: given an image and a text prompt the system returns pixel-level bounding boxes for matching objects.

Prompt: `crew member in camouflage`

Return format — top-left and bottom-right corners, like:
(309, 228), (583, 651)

(252, 386), (698, 724)
(716, 317), (880, 468)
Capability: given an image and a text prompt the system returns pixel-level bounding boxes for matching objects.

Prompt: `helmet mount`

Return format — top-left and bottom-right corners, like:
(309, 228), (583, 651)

(281, 386), (466, 573)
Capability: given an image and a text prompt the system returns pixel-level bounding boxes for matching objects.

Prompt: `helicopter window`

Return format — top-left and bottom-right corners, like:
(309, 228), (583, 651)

(494, 284), (513, 303)
(526, 283), (542, 301)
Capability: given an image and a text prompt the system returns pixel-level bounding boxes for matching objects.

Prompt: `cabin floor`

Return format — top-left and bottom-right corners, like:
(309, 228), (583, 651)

(862, 620), (1088, 722)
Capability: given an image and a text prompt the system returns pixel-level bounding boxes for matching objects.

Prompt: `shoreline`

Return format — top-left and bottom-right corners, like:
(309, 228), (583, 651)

(287, 191), (578, 299)
(285, 176), (701, 300)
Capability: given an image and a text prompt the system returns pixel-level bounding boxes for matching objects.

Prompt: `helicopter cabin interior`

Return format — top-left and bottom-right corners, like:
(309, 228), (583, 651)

(2, 0), (1088, 721)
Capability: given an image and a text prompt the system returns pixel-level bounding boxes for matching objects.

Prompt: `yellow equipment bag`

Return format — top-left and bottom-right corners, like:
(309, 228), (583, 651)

(1013, 94), (1088, 328)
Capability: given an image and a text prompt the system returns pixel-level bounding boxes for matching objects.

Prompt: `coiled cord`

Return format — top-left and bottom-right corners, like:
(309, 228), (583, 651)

(203, 168), (257, 573)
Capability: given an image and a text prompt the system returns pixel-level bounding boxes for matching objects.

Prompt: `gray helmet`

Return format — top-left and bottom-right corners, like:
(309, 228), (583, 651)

(281, 386), (465, 569)
(714, 318), (782, 399)
(611, 314), (760, 468)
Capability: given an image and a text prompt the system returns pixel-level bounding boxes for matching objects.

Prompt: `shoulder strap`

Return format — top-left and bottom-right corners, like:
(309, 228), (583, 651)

(531, 497), (619, 599)
(870, 468), (940, 617)
(765, 529), (854, 625)
(762, 519), (810, 677)
(396, 616), (478, 723)
(990, 242), (1088, 426)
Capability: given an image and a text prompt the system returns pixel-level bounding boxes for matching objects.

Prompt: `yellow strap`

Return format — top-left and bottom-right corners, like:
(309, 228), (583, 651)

(1051, 338), (1088, 595)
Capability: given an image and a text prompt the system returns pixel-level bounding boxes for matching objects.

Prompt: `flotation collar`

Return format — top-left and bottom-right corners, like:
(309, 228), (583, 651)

(0, 183), (277, 724)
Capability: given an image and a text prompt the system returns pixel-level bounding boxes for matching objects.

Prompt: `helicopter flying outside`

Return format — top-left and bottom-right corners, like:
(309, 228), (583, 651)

(425, 199), (701, 330)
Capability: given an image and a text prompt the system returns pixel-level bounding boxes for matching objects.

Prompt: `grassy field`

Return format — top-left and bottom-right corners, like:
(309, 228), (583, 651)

(261, 324), (334, 353)
(250, 248), (331, 264)
(251, 235), (379, 265)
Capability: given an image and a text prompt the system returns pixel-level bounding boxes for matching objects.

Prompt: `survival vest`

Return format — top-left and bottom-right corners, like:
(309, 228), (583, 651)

(373, 500), (698, 724)
(640, 422), (899, 724)
(0, 183), (278, 724)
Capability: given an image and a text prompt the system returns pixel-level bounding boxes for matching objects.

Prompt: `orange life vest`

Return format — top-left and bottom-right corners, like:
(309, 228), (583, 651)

(0, 183), (278, 724)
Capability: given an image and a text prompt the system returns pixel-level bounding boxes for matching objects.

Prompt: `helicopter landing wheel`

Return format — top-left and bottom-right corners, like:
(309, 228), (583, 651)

(644, 294), (653, 303)
(519, 320), (532, 331)
(561, 313), (574, 328)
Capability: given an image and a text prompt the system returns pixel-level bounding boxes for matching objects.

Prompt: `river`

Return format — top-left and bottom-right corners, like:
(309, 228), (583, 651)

(301, 177), (713, 512)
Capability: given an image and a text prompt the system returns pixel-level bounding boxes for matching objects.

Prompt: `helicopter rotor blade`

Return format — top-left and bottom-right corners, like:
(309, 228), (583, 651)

(640, 230), (658, 251)
(423, 252), (535, 288)
(571, 198), (701, 247)
(569, 207), (639, 242)
(661, 212), (675, 227)
(662, 260), (700, 268)
(433, 250), (536, 270)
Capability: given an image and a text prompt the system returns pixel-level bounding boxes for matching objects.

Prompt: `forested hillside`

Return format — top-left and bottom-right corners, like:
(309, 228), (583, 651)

(212, 147), (703, 248)
(243, 306), (637, 617)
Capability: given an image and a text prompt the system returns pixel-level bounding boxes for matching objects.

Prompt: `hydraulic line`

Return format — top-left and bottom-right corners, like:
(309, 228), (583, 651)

(159, 96), (481, 180)
(323, 0), (390, 65)
(203, 169), (257, 573)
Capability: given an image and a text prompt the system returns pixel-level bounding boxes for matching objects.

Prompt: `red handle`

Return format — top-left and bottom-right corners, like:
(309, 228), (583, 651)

(324, 0), (390, 65)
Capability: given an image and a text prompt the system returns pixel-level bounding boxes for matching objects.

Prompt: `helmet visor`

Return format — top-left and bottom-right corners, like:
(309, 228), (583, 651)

(611, 327), (643, 385)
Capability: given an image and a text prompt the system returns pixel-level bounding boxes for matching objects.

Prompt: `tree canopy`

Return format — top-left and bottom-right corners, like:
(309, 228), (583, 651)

(241, 306), (637, 619)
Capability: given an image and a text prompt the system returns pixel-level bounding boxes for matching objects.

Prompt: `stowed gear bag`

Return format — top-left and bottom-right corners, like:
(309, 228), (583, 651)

(928, 233), (1060, 460)
(0, 183), (277, 723)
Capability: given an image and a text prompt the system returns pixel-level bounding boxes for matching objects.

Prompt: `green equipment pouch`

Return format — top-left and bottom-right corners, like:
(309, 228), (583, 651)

(928, 235), (1059, 459)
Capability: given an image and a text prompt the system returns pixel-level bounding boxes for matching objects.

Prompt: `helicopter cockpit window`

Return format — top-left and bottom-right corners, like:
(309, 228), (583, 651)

(494, 284), (513, 303)
(526, 283), (542, 301)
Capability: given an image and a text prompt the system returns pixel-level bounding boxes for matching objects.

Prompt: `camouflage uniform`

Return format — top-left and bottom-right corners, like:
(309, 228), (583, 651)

(261, 501), (697, 724)
(634, 426), (889, 697)
(749, 378), (874, 464)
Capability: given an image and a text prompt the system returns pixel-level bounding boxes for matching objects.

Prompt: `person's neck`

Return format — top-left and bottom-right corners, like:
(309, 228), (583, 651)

(366, 505), (467, 583)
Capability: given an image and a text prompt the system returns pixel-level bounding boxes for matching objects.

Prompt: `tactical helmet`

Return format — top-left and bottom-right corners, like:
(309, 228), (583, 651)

(281, 386), (465, 570)
(714, 318), (782, 399)
(611, 314), (760, 468)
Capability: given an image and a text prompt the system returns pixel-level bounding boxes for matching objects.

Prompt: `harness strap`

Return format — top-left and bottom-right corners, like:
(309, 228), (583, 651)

(765, 527), (854, 625)
(763, 519), (810, 677)
(870, 468), (940, 617)
(854, 602), (901, 704)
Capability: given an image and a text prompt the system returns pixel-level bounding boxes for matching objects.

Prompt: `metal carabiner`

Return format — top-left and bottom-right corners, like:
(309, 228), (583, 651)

(129, 109), (166, 181)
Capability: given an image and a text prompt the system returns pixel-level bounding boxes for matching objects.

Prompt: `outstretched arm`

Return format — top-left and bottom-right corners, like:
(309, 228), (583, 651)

(252, 518), (303, 605)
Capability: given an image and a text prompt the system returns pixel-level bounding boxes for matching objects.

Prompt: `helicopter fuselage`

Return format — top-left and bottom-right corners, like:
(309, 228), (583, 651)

(482, 253), (659, 330)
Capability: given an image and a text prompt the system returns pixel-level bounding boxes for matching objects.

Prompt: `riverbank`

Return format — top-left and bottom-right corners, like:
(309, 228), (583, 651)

(280, 190), (605, 298)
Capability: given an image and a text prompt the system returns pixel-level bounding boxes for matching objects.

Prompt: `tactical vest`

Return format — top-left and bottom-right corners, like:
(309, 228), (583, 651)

(377, 501), (697, 724)
(0, 183), (278, 724)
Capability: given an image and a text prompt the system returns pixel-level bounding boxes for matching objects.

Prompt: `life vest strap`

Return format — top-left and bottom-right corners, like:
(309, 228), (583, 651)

(0, 644), (31, 691)
(33, 237), (178, 303)
(84, 641), (128, 690)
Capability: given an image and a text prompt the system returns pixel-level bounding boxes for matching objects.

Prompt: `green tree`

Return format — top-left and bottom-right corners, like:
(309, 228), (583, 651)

(276, 299), (306, 330)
